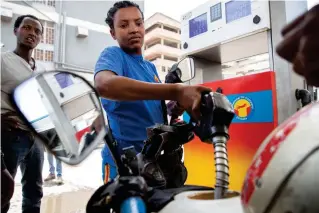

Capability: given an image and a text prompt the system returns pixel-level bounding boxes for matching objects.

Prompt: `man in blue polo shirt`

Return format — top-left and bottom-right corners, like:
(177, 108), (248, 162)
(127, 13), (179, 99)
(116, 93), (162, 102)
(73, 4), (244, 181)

(95, 1), (211, 183)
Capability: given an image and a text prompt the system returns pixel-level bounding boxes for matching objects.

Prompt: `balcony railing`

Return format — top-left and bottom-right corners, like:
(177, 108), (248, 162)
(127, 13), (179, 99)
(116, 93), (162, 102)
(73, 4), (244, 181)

(144, 44), (182, 58)
(150, 58), (177, 67)
(145, 28), (180, 44)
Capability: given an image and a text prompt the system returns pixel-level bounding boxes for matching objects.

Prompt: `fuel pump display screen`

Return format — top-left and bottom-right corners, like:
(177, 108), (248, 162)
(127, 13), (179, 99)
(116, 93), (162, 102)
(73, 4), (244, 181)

(54, 73), (74, 89)
(189, 13), (208, 38)
(225, 0), (251, 23)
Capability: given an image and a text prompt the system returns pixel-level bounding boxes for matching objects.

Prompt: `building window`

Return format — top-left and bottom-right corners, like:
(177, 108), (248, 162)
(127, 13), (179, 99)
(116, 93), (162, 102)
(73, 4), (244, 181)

(33, 49), (54, 62)
(45, 50), (54, 62)
(34, 0), (45, 4)
(148, 54), (161, 62)
(145, 39), (161, 49)
(145, 24), (161, 34)
(48, 0), (55, 7)
(34, 49), (44, 61)
(45, 22), (55, 44)
(34, 0), (55, 7)
(40, 35), (44, 44)
(163, 25), (179, 33)
(40, 22), (55, 44)
(40, 21), (45, 43)
(164, 55), (178, 62)
(163, 40), (179, 48)
(162, 66), (166, 72)
(31, 21), (55, 46)
(149, 57), (160, 62)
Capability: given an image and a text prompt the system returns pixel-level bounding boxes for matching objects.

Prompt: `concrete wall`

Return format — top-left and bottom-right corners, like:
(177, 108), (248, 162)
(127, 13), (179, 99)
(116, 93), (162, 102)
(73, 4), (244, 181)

(57, 0), (144, 71)
(56, 1), (144, 26)
(63, 25), (116, 70)
(1, 14), (17, 52)
(269, 0), (308, 124)
(1, 0), (145, 77)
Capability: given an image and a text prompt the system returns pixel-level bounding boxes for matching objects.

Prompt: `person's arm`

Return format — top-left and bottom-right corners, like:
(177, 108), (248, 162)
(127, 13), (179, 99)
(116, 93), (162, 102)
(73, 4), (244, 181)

(95, 47), (182, 101)
(94, 47), (211, 120)
(95, 71), (182, 101)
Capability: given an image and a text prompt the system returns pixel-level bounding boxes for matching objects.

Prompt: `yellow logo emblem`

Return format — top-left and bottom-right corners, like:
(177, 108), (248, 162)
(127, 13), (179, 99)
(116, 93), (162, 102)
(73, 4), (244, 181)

(154, 75), (160, 83)
(233, 96), (254, 120)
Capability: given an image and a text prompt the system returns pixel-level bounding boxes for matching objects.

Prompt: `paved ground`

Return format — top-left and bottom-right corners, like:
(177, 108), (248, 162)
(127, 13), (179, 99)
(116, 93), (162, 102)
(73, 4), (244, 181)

(8, 148), (104, 213)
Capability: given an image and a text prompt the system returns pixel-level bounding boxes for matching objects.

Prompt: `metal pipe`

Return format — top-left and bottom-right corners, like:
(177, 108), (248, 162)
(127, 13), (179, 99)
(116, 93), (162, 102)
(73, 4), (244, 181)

(55, 4), (93, 77)
(56, 8), (94, 77)
(57, 66), (93, 74)
(57, 66), (92, 74)
(55, 62), (93, 73)
(212, 135), (229, 199)
(59, 12), (88, 75)
(62, 12), (67, 64)
(57, 0), (63, 65)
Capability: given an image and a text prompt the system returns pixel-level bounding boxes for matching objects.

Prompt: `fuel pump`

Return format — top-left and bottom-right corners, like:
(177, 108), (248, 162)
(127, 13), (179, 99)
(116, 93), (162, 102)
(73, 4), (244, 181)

(179, 0), (309, 191)
(180, 0), (308, 122)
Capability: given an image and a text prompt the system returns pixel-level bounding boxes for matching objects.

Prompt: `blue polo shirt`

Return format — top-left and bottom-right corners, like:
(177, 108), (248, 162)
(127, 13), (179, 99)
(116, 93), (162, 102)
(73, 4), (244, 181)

(95, 46), (164, 154)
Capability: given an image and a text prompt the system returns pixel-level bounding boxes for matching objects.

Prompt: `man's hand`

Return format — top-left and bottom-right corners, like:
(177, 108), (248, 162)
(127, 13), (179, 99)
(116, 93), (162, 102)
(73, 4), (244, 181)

(175, 85), (212, 121)
(276, 4), (319, 86)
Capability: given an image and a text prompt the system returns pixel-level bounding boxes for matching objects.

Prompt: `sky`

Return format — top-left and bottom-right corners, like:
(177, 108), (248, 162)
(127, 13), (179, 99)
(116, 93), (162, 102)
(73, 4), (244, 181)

(144, 0), (209, 21)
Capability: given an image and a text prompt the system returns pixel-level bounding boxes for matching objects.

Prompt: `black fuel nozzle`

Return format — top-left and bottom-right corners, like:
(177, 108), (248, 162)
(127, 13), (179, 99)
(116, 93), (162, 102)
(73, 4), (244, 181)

(192, 92), (235, 142)
(189, 92), (235, 199)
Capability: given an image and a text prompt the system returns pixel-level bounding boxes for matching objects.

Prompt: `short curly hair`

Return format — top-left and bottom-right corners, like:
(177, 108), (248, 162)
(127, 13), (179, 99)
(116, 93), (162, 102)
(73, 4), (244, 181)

(14, 14), (44, 33)
(105, 1), (144, 29)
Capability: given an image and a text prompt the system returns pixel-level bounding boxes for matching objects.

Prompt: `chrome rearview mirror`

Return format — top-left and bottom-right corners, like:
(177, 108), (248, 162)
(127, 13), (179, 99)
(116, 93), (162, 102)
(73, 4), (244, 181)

(176, 57), (195, 82)
(11, 71), (106, 165)
(167, 56), (195, 83)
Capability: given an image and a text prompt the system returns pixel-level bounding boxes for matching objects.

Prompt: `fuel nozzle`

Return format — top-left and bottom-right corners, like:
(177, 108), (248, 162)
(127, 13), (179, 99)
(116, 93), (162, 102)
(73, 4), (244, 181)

(192, 92), (235, 200)
(193, 92), (235, 142)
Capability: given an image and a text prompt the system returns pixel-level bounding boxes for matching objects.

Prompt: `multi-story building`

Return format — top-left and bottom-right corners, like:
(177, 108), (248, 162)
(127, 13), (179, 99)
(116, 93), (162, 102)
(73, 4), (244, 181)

(144, 12), (182, 82)
(1, 0), (144, 84)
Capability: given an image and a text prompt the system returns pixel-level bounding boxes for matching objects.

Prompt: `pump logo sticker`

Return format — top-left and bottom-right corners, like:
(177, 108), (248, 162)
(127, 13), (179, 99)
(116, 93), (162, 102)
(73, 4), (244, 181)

(154, 75), (160, 83)
(233, 96), (254, 120)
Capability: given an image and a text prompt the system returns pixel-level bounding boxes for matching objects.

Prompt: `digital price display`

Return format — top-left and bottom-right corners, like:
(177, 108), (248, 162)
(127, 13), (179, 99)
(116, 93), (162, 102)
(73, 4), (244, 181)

(210, 3), (222, 22)
(54, 73), (74, 89)
(226, 0), (251, 23)
(189, 13), (208, 38)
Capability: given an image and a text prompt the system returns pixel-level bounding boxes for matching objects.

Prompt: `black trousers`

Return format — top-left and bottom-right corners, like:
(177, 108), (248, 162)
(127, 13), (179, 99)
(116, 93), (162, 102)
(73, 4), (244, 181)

(1, 129), (44, 213)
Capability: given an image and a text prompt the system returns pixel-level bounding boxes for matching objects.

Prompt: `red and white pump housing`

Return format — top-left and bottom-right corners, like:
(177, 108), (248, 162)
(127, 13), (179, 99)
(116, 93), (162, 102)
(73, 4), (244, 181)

(241, 102), (319, 213)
